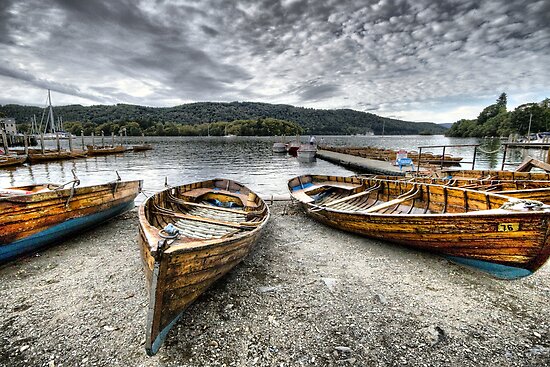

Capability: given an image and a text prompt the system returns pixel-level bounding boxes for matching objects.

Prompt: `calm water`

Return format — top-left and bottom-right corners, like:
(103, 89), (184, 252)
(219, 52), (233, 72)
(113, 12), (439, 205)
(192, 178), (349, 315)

(1, 135), (545, 202)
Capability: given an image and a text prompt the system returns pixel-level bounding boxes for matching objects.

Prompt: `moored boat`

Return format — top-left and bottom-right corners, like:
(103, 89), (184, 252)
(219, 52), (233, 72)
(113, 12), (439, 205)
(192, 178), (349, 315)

(0, 177), (142, 263)
(86, 145), (126, 156)
(138, 178), (270, 355)
(27, 150), (87, 163)
(296, 144), (317, 162)
(132, 144), (153, 152)
(288, 174), (550, 279)
(272, 142), (287, 153)
(0, 155), (27, 168)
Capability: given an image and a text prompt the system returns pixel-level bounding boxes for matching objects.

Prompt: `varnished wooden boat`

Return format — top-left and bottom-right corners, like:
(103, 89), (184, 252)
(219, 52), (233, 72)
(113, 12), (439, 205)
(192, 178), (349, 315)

(0, 155), (27, 168)
(288, 174), (550, 279)
(86, 145), (126, 156)
(138, 179), (269, 355)
(27, 150), (87, 163)
(0, 179), (142, 263)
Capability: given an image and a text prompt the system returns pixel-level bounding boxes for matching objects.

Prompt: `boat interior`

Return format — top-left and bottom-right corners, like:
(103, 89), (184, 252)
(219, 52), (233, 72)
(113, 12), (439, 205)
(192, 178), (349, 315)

(145, 179), (268, 241)
(289, 175), (513, 215)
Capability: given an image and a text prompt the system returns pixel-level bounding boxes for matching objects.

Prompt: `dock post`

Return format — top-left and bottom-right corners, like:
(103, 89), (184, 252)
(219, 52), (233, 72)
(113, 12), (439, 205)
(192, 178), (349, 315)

(40, 133), (45, 154)
(24, 133), (29, 155)
(501, 144), (508, 170)
(81, 130), (85, 150)
(416, 147), (423, 173)
(1, 129), (8, 155)
(91, 132), (95, 148)
(111, 132), (115, 147)
(68, 132), (73, 152)
(56, 133), (61, 152)
(471, 146), (477, 170)
(101, 131), (105, 148)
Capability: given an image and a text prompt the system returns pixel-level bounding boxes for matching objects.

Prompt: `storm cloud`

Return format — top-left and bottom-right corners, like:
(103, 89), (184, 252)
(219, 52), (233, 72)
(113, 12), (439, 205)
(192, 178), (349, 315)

(0, 0), (548, 123)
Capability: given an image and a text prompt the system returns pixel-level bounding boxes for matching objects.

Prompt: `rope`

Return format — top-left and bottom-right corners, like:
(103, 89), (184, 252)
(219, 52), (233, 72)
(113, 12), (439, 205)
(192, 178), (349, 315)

(501, 199), (545, 211)
(477, 146), (502, 154)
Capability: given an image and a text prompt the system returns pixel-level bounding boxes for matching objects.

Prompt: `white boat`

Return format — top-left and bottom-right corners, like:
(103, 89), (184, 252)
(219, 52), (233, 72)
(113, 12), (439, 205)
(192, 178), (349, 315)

(272, 142), (287, 153)
(297, 144), (317, 162)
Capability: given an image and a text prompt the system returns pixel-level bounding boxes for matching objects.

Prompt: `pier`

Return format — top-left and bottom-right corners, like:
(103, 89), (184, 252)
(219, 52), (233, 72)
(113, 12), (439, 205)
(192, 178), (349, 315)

(316, 149), (409, 175)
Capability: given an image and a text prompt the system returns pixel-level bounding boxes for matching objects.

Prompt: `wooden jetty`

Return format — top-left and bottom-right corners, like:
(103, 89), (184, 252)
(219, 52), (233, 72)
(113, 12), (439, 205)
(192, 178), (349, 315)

(138, 178), (270, 355)
(289, 174), (550, 279)
(316, 149), (407, 175)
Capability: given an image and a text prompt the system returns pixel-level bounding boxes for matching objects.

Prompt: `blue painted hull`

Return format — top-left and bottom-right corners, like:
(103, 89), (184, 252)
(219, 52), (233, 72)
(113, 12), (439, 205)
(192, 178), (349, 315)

(0, 200), (135, 263)
(445, 256), (533, 280)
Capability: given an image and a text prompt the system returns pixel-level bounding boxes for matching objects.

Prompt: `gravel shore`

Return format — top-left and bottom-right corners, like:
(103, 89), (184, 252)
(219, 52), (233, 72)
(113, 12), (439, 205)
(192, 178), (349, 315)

(1, 202), (549, 367)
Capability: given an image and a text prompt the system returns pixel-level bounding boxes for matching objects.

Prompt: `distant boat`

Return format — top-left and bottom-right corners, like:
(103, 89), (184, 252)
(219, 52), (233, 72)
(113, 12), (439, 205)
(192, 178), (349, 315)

(138, 178), (269, 355)
(0, 178), (142, 263)
(0, 155), (26, 168)
(27, 150), (87, 163)
(86, 145), (126, 156)
(272, 142), (286, 153)
(132, 144), (153, 152)
(296, 144), (317, 162)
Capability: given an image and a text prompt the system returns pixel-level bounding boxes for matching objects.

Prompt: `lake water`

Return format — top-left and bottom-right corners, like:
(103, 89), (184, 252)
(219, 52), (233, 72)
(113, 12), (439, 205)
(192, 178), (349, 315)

(1, 135), (545, 201)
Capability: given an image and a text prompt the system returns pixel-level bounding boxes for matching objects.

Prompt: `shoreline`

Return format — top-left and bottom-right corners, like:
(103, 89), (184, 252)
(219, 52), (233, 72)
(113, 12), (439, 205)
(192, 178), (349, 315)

(1, 203), (549, 366)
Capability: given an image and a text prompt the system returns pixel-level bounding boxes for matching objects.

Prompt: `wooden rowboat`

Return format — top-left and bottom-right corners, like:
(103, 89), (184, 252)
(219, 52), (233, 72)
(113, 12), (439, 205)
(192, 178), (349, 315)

(0, 178), (142, 263)
(288, 174), (550, 279)
(86, 145), (127, 156)
(27, 150), (87, 163)
(138, 178), (270, 355)
(0, 155), (27, 168)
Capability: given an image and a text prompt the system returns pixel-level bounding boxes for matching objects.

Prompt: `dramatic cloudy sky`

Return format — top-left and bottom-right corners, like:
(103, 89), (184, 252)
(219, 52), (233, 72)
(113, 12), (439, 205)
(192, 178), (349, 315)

(0, 0), (548, 123)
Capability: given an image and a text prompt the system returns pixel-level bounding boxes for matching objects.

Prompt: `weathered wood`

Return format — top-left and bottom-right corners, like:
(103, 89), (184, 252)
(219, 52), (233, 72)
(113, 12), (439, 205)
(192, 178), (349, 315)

(0, 180), (142, 262)
(138, 178), (269, 356)
(289, 174), (550, 280)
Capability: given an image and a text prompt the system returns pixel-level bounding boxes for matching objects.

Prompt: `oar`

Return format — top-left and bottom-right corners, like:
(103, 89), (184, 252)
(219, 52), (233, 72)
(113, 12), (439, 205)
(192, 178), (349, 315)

(361, 188), (421, 214)
(322, 183), (381, 207)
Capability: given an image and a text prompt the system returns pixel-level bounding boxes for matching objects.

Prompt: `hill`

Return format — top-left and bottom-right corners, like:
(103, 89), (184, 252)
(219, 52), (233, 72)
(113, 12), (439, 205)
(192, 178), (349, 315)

(0, 101), (447, 136)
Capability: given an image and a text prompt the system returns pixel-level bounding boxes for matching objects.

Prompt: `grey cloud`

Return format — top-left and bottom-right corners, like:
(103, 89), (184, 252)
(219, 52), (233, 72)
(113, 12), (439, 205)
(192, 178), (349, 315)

(0, 0), (548, 122)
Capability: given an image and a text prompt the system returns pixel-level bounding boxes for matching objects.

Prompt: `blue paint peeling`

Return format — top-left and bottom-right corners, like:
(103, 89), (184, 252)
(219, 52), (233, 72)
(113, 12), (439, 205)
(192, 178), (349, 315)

(0, 200), (135, 263)
(445, 256), (533, 279)
(147, 311), (186, 356)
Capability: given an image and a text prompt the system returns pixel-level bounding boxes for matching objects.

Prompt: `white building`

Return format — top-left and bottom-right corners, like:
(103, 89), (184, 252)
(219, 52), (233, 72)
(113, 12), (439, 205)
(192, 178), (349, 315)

(0, 118), (17, 135)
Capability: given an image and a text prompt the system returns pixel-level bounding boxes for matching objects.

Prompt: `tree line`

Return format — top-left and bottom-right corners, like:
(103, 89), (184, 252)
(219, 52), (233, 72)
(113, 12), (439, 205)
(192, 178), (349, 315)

(446, 93), (550, 137)
(0, 101), (447, 136)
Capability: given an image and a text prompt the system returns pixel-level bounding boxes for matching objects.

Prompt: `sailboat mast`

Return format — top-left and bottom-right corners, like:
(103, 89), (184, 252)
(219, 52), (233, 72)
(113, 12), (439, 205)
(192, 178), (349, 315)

(47, 89), (56, 134)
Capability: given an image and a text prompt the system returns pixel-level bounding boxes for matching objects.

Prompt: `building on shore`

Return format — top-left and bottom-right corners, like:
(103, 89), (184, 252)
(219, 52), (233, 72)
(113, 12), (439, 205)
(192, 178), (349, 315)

(0, 118), (17, 135)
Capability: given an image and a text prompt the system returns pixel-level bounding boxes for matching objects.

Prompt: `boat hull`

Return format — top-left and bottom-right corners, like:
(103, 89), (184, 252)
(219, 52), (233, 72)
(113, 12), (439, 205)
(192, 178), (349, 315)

(138, 179), (269, 355)
(0, 180), (142, 263)
(289, 175), (550, 279)
(303, 206), (549, 279)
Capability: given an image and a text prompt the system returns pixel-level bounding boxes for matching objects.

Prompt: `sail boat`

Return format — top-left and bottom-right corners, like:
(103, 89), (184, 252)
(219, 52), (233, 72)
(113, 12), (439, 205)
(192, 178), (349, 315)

(39, 90), (72, 140)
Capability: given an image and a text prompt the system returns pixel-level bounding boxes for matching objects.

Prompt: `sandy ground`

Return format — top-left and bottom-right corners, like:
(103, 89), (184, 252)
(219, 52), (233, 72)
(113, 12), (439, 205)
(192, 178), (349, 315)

(1, 203), (549, 367)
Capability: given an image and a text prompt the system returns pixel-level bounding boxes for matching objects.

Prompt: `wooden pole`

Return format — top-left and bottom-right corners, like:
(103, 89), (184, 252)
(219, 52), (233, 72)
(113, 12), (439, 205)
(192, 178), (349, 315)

(68, 132), (73, 152)
(101, 131), (105, 148)
(111, 132), (115, 147)
(24, 133), (29, 155)
(40, 133), (45, 154)
(81, 130), (85, 150)
(91, 132), (95, 148)
(56, 132), (60, 152)
(501, 144), (508, 170)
